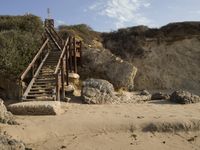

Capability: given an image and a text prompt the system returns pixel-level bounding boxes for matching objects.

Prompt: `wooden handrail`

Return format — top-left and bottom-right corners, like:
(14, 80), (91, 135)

(20, 39), (49, 81)
(54, 38), (69, 75)
(45, 27), (62, 51)
(48, 25), (63, 42)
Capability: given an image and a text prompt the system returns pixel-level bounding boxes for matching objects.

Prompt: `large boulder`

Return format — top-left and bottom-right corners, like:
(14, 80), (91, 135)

(81, 79), (118, 104)
(8, 101), (63, 115)
(79, 48), (137, 89)
(170, 90), (200, 104)
(0, 99), (16, 125)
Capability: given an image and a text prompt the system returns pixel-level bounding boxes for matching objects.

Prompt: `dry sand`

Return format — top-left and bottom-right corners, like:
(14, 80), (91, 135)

(1, 100), (200, 150)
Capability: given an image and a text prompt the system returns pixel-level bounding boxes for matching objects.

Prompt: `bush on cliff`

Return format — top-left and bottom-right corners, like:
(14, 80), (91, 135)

(0, 15), (44, 78)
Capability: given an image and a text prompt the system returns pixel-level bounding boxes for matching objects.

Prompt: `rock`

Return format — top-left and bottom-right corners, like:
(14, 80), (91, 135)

(8, 101), (64, 115)
(65, 84), (75, 94)
(170, 90), (200, 104)
(79, 48), (137, 89)
(0, 134), (26, 150)
(128, 85), (135, 92)
(151, 92), (170, 100)
(68, 73), (80, 79)
(81, 79), (118, 104)
(116, 91), (151, 104)
(140, 90), (150, 96)
(0, 99), (17, 125)
(68, 73), (80, 88)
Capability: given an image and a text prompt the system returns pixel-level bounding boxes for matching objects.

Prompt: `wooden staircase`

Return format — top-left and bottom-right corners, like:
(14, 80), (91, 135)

(19, 19), (82, 101)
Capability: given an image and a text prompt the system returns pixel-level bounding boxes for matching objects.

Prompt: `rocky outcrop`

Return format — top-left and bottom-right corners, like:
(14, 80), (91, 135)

(79, 48), (137, 89)
(102, 22), (200, 91)
(170, 90), (200, 104)
(0, 99), (16, 125)
(81, 79), (118, 104)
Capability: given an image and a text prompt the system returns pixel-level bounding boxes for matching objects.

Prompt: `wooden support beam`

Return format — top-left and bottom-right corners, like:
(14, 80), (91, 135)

(73, 37), (77, 73)
(61, 58), (65, 99)
(66, 45), (69, 85)
(79, 41), (82, 66)
(69, 37), (73, 72)
(55, 74), (60, 101)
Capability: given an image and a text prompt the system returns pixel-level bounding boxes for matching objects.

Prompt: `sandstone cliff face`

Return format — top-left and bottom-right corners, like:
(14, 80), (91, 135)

(79, 48), (137, 89)
(132, 37), (200, 91)
(102, 22), (200, 92)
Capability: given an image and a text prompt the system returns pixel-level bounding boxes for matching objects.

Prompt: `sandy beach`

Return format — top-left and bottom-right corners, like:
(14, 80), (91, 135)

(1, 101), (200, 150)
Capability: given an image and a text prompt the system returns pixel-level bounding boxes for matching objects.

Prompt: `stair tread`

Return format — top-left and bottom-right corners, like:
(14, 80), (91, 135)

(30, 88), (53, 91)
(27, 94), (53, 97)
(29, 91), (52, 94)
(23, 98), (54, 101)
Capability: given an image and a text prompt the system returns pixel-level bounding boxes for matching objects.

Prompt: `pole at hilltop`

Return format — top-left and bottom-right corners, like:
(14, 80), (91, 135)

(47, 8), (51, 19)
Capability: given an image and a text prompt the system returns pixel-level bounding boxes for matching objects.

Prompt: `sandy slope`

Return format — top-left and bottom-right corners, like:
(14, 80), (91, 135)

(1, 101), (200, 150)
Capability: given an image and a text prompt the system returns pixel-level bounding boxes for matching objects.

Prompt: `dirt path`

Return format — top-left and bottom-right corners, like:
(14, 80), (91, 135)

(2, 101), (200, 150)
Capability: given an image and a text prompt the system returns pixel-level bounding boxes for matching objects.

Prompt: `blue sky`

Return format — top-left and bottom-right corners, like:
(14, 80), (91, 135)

(0, 0), (200, 31)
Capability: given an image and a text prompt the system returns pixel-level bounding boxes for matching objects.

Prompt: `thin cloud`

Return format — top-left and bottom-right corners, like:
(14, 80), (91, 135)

(56, 20), (66, 25)
(189, 10), (200, 15)
(89, 0), (152, 28)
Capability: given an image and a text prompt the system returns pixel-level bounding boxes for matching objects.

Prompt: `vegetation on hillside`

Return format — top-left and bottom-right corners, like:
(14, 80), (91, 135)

(58, 24), (101, 46)
(102, 22), (200, 60)
(0, 15), (44, 78)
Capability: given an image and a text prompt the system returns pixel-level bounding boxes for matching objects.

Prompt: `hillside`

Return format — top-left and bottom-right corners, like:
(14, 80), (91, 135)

(0, 15), (44, 99)
(58, 24), (102, 47)
(63, 22), (200, 92)
(0, 15), (43, 77)
(101, 22), (200, 92)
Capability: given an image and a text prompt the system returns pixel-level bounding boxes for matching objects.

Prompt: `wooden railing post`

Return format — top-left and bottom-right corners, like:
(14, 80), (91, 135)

(79, 41), (82, 66)
(55, 74), (60, 101)
(73, 37), (77, 73)
(69, 37), (72, 73)
(66, 45), (69, 86)
(61, 58), (65, 100)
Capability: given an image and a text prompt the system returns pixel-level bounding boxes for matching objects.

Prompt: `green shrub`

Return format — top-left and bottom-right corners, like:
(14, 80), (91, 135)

(0, 15), (43, 78)
(0, 15), (43, 34)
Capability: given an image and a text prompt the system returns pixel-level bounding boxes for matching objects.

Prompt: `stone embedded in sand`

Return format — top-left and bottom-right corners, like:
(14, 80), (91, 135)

(0, 98), (17, 125)
(151, 92), (169, 100)
(81, 79), (118, 104)
(170, 90), (200, 104)
(140, 90), (150, 96)
(8, 101), (63, 115)
(0, 133), (26, 150)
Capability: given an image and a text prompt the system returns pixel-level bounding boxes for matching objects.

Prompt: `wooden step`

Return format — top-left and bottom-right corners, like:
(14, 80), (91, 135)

(35, 78), (55, 81)
(40, 71), (54, 74)
(32, 85), (54, 88)
(29, 91), (52, 94)
(23, 98), (54, 101)
(24, 96), (54, 101)
(33, 82), (55, 85)
(27, 93), (52, 97)
(30, 88), (53, 92)
(39, 73), (55, 76)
